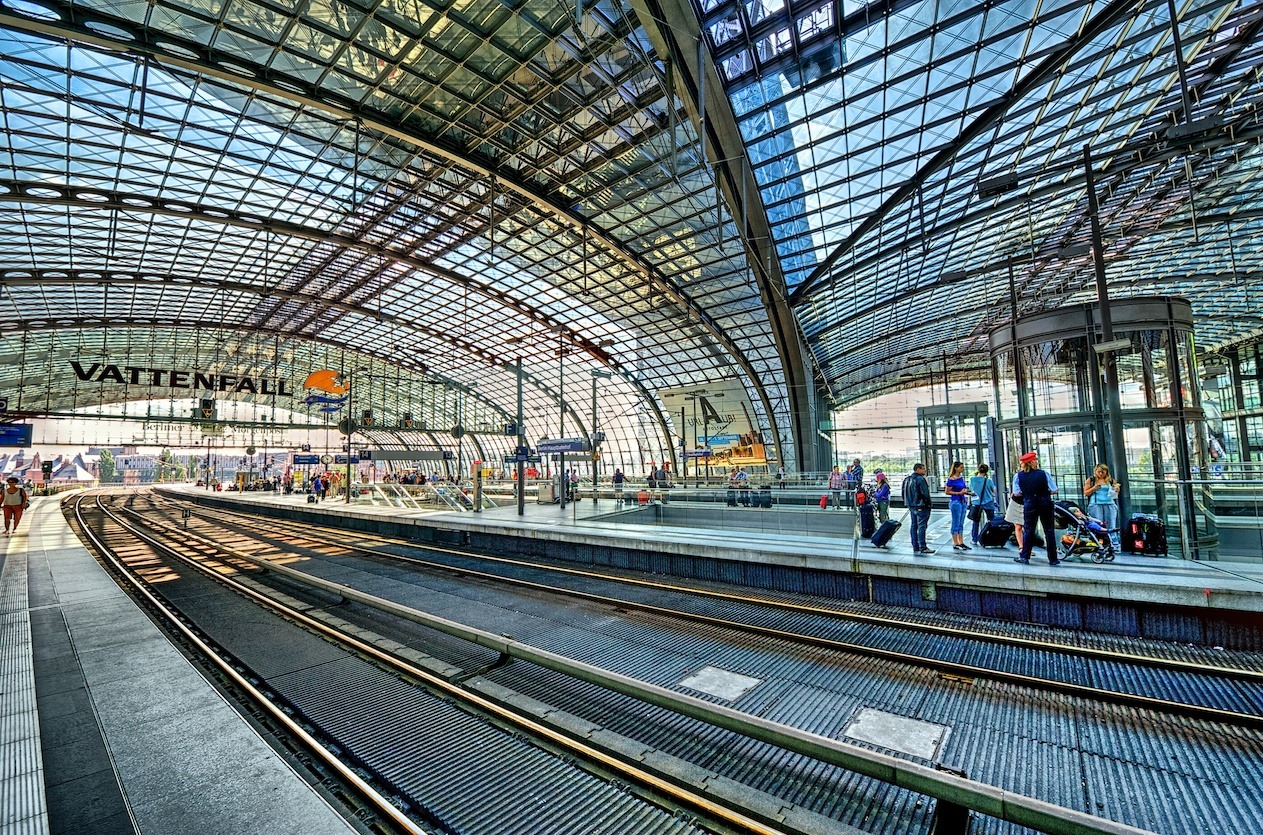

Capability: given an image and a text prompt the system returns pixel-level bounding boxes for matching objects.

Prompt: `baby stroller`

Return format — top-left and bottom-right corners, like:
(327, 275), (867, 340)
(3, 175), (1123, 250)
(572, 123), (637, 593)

(1053, 500), (1116, 563)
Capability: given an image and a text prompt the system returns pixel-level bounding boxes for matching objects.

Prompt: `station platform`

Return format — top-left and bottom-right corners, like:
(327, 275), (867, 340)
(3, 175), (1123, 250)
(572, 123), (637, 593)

(163, 484), (1263, 649)
(0, 495), (361, 835)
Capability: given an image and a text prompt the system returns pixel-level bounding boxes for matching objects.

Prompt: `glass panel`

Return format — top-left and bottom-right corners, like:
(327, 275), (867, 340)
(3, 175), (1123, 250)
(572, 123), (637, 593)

(993, 350), (1018, 421)
(1029, 424), (1087, 499)
(1021, 337), (1089, 417)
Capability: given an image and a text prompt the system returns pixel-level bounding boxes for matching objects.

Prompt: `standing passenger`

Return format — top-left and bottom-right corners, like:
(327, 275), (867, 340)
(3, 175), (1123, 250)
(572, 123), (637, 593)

(872, 470), (891, 523)
(944, 461), (972, 550)
(1014, 452), (1059, 565)
(1084, 464), (1121, 546)
(613, 468), (625, 505)
(968, 464), (997, 544)
(903, 463), (934, 554)
(827, 466), (846, 509)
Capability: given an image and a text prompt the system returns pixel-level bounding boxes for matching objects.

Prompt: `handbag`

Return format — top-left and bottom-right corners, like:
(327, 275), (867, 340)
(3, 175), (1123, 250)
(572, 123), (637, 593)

(967, 503), (981, 522)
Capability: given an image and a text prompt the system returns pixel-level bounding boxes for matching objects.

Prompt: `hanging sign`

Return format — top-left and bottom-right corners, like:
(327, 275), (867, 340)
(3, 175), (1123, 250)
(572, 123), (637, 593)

(69, 360), (291, 395)
(0, 424), (32, 446)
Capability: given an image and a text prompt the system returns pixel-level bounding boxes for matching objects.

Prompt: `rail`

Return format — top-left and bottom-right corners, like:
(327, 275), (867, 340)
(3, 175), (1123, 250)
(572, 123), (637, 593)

(166, 513), (1150, 835)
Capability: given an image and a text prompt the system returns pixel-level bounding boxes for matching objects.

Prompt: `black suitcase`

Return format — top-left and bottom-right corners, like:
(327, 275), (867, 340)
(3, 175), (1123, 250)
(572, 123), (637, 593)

(978, 519), (1014, 547)
(1124, 513), (1168, 555)
(726, 489), (737, 507)
(870, 519), (901, 548)
(755, 487), (772, 508)
(859, 503), (876, 538)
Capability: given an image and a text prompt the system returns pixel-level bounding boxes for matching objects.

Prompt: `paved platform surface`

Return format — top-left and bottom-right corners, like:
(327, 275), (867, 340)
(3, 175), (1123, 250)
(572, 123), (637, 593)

(168, 484), (1263, 613)
(0, 496), (360, 835)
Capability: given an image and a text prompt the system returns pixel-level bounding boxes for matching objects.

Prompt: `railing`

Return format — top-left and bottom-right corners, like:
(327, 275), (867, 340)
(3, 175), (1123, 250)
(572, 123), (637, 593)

(1123, 477), (1263, 562)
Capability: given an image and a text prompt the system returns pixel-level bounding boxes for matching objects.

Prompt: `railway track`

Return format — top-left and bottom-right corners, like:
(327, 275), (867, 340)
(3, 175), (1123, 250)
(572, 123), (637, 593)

(75, 489), (1263, 835)
(69, 492), (783, 835)
(142, 491), (1263, 731)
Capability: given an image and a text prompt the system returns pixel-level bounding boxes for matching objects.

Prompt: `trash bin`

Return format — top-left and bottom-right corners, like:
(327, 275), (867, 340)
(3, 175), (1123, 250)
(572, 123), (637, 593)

(537, 483), (556, 504)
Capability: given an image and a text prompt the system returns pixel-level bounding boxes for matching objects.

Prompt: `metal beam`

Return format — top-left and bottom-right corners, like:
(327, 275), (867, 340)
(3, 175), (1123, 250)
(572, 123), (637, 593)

(0, 10), (768, 437)
(630, 0), (819, 470)
(788, 0), (1146, 307)
(3, 283), (677, 458)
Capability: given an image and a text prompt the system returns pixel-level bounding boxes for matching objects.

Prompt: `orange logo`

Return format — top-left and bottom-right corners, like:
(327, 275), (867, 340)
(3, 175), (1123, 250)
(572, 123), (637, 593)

(302, 370), (349, 412)
(303, 369), (348, 395)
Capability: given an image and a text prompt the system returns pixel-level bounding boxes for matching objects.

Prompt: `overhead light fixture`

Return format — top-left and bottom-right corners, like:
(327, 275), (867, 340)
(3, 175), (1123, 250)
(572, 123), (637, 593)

(976, 172), (1019, 198)
(939, 270), (968, 282)
(1093, 338), (1132, 354)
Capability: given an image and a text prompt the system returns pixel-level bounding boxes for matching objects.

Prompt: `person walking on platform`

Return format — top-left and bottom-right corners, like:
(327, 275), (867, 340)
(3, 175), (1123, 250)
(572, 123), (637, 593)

(1084, 464), (1121, 547)
(872, 470), (891, 523)
(3, 476), (30, 536)
(904, 463), (934, 554)
(613, 469), (625, 505)
(827, 466), (846, 509)
(968, 463), (997, 544)
(1013, 452), (1060, 565)
(945, 461), (973, 550)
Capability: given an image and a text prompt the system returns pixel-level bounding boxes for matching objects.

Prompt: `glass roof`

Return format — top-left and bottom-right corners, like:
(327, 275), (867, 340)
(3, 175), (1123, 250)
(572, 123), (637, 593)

(1, 0), (1262, 461)
(0, 0), (795, 462)
(705, 0), (1263, 400)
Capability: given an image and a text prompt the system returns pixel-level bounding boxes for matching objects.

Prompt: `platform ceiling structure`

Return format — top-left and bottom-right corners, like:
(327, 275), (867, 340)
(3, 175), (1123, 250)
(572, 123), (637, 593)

(1, 0), (1261, 469)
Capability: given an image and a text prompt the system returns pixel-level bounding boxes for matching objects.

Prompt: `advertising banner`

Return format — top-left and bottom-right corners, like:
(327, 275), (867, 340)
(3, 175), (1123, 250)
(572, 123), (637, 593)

(658, 380), (770, 467)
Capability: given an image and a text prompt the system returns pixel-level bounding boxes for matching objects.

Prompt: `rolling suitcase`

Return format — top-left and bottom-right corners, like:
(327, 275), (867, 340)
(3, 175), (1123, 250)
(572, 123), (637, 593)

(819, 494), (829, 510)
(870, 519), (901, 548)
(726, 489), (738, 507)
(1123, 513), (1168, 555)
(755, 487), (772, 508)
(637, 490), (651, 505)
(978, 519), (1013, 547)
(859, 503), (876, 539)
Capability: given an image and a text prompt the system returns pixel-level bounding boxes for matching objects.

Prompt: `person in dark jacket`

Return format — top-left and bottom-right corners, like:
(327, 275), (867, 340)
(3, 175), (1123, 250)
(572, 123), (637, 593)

(903, 462), (934, 554)
(1013, 451), (1060, 565)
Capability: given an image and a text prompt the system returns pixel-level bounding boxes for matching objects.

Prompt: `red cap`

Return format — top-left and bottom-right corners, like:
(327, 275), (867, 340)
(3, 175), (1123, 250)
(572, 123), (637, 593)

(1019, 451), (1038, 464)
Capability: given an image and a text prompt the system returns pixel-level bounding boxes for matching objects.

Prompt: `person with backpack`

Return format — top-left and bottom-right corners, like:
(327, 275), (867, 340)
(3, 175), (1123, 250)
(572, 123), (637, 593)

(3, 476), (31, 536)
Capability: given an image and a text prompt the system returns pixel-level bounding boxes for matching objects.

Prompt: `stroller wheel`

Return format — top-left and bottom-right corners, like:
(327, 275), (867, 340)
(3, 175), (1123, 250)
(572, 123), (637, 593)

(1092, 552), (1105, 564)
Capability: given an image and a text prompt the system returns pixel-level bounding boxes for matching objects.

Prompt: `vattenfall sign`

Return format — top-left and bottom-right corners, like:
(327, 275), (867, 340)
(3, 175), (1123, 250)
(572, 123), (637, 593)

(70, 361), (292, 396)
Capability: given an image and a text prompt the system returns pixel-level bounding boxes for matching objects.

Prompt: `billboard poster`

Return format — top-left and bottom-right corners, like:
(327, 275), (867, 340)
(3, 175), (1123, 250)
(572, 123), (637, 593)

(658, 379), (771, 467)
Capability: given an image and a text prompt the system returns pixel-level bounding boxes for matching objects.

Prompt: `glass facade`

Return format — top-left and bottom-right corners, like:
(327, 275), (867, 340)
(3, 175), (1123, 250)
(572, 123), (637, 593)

(989, 297), (1221, 560)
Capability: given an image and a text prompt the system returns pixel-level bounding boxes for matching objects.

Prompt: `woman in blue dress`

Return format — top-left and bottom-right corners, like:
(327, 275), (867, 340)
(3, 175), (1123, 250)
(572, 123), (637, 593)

(944, 461), (972, 550)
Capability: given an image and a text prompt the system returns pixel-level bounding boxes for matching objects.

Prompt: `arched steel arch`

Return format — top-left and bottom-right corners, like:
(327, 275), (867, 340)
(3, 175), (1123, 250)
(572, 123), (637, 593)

(0, 9), (788, 462)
